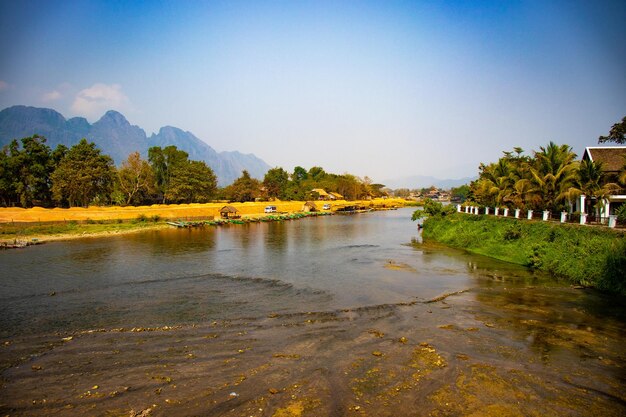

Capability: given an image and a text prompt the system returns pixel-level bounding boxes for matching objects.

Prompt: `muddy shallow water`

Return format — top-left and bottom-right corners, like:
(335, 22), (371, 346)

(0, 209), (624, 416)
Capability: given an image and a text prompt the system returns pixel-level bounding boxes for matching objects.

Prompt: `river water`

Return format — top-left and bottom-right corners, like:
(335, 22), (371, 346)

(0, 208), (624, 416)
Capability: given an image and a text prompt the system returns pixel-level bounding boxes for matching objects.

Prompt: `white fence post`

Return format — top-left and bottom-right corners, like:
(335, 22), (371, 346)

(457, 204), (462, 212)
(527, 210), (533, 220)
(560, 212), (567, 223)
(503, 208), (509, 217)
(608, 215), (617, 228)
(542, 210), (549, 221)
(484, 207), (490, 215)
(514, 209), (520, 218)
(580, 213), (587, 225)
(494, 207), (499, 216)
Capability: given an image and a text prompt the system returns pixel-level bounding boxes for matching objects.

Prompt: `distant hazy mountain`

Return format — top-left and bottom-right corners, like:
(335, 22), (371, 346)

(383, 175), (475, 190)
(0, 105), (270, 185)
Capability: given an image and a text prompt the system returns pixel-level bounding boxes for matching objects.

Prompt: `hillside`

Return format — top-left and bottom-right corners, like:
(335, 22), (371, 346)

(0, 105), (270, 185)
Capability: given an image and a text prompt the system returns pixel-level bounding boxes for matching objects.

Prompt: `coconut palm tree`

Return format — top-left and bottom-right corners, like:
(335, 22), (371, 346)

(566, 159), (621, 217)
(529, 142), (579, 211)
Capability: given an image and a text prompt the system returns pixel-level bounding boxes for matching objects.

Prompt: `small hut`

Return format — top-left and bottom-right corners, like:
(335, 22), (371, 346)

(220, 205), (241, 219)
(311, 188), (330, 200)
(303, 201), (318, 212)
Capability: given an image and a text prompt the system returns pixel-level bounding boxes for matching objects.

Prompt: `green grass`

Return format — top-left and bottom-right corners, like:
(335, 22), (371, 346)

(422, 214), (626, 293)
(0, 220), (166, 240)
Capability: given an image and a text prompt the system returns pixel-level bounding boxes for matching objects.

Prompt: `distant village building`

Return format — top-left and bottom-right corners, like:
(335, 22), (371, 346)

(328, 192), (344, 200)
(311, 188), (331, 200)
(302, 201), (318, 212)
(220, 205), (241, 219)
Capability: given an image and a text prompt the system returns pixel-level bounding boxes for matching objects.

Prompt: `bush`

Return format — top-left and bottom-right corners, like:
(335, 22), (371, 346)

(150, 215), (161, 223)
(616, 204), (626, 224)
(136, 214), (148, 222)
(412, 199), (456, 221)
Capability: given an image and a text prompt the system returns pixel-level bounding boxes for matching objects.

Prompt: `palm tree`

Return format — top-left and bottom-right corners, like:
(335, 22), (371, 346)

(566, 159), (621, 217)
(529, 142), (579, 211)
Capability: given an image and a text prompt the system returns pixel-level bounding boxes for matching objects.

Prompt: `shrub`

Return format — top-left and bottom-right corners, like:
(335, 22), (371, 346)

(136, 214), (148, 222)
(150, 215), (161, 223)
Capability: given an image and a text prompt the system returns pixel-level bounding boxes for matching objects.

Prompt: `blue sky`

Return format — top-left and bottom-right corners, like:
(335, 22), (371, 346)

(1, 0), (624, 183)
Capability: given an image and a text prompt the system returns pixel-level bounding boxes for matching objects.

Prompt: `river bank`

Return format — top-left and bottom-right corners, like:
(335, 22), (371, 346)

(421, 213), (626, 293)
(0, 198), (405, 245)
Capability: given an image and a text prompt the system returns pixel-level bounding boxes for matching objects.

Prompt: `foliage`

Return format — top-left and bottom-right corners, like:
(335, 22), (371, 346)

(50, 139), (115, 207)
(148, 145), (190, 203)
(117, 152), (156, 205)
(166, 160), (217, 203)
(224, 170), (261, 202)
(421, 214), (626, 293)
(411, 199), (455, 221)
(616, 204), (626, 224)
(598, 116), (626, 144)
(471, 142), (583, 212)
(263, 167), (290, 199)
(0, 135), (65, 207)
(450, 184), (470, 202)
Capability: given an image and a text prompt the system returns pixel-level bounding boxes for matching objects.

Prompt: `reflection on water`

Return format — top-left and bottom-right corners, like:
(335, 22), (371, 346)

(0, 208), (624, 416)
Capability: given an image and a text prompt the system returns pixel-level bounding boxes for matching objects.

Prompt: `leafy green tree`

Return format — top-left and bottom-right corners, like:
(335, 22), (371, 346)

(148, 145), (189, 203)
(50, 139), (115, 207)
(411, 199), (455, 221)
(225, 170), (261, 202)
(0, 135), (61, 207)
(292, 166), (308, 182)
(598, 116), (626, 144)
(117, 152), (156, 205)
(263, 167), (289, 199)
(166, 160), (217, 203)
(450, 184), (470, 202)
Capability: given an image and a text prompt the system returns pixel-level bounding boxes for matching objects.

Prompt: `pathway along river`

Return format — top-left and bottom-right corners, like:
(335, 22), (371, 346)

(0, 208), (624, 416)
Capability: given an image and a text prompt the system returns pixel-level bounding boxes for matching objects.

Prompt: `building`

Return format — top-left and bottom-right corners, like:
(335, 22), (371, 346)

(578, 146), (626, 217)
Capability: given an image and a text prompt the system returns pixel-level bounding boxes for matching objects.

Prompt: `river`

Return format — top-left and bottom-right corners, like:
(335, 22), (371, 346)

(0, 208), (624, 416)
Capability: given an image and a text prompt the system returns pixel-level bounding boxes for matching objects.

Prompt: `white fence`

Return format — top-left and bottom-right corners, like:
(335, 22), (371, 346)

(456, 205), (619, 228)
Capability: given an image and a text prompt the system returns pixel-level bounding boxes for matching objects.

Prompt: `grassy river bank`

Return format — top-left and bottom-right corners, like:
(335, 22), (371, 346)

(422, 213), (626, 294)
(0, 198), (406, 245)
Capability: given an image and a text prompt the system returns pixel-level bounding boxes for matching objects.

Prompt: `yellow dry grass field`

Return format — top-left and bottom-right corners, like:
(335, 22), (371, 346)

(0, 199), (406, 223)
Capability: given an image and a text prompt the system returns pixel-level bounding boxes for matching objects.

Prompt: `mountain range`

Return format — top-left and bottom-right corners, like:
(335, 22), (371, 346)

(382, 175), (475, 190)
(0, 105), (271, 185)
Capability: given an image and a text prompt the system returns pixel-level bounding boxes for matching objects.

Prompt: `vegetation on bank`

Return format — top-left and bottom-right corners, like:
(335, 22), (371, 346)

(0, 135), (387, 208)
(420, 212), (626, 293)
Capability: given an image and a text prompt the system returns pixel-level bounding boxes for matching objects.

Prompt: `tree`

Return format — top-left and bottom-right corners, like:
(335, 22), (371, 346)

(450, 184), (470, 202)
(565, 159), (620, 215)
(148, 145), (189, 203)
(166, 160), (217, 203)
(529, 142), (578, 211)
(50, 139), (115, 207)
(263, 167), (289, 200)
(225, 170), (261, 202)
(598, 116), (626, 144)
(117, 152), (156, 205)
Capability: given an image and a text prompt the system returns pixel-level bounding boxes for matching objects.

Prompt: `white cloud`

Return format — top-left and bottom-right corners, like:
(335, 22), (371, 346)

(0, 80), (9, 91)
(71, 83), (131, 119)
(41, 90), (62, 102)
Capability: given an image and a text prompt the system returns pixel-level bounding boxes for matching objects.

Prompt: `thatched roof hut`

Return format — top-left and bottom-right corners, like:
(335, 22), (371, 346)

(303, 201), (318, 212)
(220, 205), (241, 219)
(311, 188), (330, 200)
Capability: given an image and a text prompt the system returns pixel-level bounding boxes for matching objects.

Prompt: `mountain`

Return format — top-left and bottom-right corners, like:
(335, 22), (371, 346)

(0, 105), (270, 185)
(383, 175), (476, 190)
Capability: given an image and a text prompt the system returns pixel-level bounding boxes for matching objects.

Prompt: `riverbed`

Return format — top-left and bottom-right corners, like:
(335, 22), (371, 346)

(0, 208), (624, 416)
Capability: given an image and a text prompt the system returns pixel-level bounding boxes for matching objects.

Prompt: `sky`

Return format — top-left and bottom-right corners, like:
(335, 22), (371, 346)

(1, 0), (625, 183)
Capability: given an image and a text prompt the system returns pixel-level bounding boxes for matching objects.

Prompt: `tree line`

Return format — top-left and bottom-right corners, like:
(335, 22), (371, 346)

(0, 135), (386, 208)
(469, 144), (625, 215)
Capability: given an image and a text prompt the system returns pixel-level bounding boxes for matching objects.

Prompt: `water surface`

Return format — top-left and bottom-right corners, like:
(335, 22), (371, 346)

(0, 209), (624, 416)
